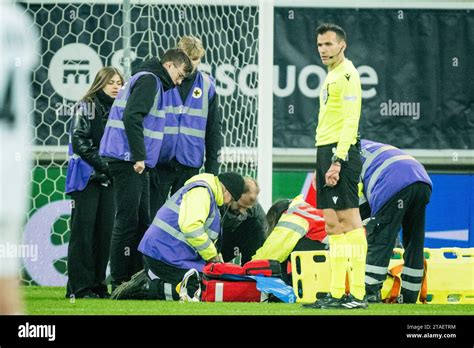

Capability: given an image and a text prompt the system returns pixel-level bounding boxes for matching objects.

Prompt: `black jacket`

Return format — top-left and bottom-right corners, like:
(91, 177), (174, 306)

(123, 59), (175, 164)
(220, 202), (268, 237)
(71, 90), (114, 183)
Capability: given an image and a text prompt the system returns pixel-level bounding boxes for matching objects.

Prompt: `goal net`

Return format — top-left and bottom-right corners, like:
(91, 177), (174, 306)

(17, 0), (272, 285)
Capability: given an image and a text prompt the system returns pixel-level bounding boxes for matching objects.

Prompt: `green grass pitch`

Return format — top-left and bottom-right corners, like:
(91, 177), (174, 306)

(24, 287), (474, 315)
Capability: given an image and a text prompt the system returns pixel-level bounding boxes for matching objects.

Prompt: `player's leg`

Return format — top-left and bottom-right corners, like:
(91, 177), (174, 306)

(0, 220), (24, 314)
(333, 143), (366, 304)
(336, 208), (366, 303)
(400, 183), (431, 303)
(304, 144), (351, 308)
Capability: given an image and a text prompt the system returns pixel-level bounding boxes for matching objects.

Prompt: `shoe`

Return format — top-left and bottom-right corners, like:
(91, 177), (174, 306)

(342, 293), (369, 309)
(111, 270), (149, 300)
(92, 286), (110, 298)
(301, 293), (345, 309)
(93, 288), (111, 299)
(365, 291), (381, 303)
(65, 290), (100, 299)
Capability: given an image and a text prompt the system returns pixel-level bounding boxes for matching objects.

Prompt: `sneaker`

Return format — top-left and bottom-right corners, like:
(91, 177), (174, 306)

(92, 286), (111, 299)
(365, 291), (381, 303)
(301, 293), (345, 309)
(111, 270), (149, 300)
(65, 290), (100, 299)
(342, 293), (369, 309)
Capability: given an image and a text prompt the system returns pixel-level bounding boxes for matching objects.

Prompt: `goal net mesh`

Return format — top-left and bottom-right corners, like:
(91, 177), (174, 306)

(18, 0), (259, 285)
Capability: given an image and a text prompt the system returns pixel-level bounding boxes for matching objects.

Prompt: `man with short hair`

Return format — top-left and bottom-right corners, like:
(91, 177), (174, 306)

(149, 36), (222, 218)
(99, 49), (193, 289)
(303, 23), (367, 309)
(218, 177), (268, 264)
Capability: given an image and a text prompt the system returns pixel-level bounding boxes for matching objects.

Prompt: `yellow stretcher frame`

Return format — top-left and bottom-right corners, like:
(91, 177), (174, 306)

(291, 247), (474, 304)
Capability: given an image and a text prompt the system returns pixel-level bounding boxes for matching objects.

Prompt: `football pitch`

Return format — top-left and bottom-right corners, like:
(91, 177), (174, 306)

(24, 287), (473, 315)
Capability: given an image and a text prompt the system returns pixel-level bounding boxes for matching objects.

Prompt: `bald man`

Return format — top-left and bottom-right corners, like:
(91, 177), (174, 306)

(217, 177), (268, 264)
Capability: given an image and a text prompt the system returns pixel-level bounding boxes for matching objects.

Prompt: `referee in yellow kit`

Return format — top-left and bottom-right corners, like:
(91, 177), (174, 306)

(303, 23), (367, 309)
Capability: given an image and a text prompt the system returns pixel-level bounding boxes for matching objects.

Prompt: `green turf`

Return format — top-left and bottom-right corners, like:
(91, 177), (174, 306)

(24, 286), (474, 315)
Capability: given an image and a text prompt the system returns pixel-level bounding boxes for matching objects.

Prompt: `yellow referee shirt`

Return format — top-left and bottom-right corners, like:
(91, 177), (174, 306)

(315, 59), (361, 160)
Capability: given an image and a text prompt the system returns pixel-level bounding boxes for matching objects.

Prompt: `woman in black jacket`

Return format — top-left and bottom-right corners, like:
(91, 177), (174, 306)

(65, 67), (124, 298)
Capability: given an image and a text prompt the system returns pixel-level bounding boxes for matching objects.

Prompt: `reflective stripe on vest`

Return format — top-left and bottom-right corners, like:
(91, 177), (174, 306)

(100, 71), (167, 168)
(275, 221), (307, 237)
(153, 181), (220, 246)
(361, 145), (396, 179)
(287, 204), (325, 222)
(158, 72), (213, 167)
(366, 155), (418, 202)
(163, 72), (211, 138)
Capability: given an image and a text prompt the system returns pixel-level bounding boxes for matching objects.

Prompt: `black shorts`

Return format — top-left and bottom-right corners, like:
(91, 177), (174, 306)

(316, 142), (362, 210)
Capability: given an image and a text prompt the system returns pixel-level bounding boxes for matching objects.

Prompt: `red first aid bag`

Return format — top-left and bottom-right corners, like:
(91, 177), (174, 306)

(243, 259), (282, 277)
(201, 279), (262, 302)
(201, 260), (281, 302)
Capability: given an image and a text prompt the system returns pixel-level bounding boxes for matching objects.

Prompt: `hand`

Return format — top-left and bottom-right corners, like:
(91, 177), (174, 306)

(208, 254), (223, 263)
(325, 163), (341, 187)
(133, 160), (145, 174)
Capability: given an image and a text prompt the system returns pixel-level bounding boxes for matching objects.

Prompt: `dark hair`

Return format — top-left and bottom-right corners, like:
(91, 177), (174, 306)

(315, 23), (346, 42)
(266, 199), (292, 235)
(160, 48), (193, 76)
(82, 66), (124, 102)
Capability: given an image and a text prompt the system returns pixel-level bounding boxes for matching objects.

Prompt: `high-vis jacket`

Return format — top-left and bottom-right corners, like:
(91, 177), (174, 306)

(252, 195), (327, 262)
(138, 173), (223, 271)
(360, 139), (432, 215)
(99, 71), (171, 168)
(158, 71), (216, 168)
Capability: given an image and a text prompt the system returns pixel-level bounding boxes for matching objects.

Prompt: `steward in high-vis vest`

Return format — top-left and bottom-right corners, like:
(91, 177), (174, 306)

(99, 49), (193, 290)
(252, 195), (328, 284)
(360, 139), (432, 304)
(110, 172), (245, 301)
(149, 36), (222, 218)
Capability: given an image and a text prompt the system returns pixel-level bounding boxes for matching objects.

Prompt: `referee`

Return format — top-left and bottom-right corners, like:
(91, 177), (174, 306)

(303, 23), (367, 309)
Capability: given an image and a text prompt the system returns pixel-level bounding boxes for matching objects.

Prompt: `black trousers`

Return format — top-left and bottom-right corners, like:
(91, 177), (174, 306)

(66, 181), (114, 297)
(365, 182), (431, 303)
(149, 164), (199, 218)
(108, 162), (150, 287)
(143, 255), (200, 300)
(218, 217), (266, 265)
